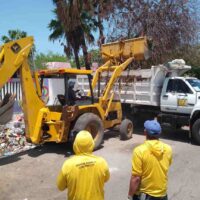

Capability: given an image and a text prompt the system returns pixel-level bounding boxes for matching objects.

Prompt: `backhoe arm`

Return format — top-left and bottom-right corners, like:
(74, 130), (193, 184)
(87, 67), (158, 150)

(0, 37), (33, 88)
(0, 37), (46, 143)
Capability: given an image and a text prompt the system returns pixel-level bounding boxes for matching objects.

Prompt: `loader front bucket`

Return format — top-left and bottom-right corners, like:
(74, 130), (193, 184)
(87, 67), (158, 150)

(0, 93), (16, 124)
(101, 36), (150, 61)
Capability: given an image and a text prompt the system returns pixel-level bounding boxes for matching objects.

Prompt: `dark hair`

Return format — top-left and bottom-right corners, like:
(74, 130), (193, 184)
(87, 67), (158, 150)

(146, 134), (159, 140)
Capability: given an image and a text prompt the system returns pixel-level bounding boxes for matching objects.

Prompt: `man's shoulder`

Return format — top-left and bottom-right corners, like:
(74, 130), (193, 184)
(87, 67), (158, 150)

(162, 142), (172, 153)
(93, 155), (108, 164)
(134, 143), (148, 154)
(62, 155), (76, 167)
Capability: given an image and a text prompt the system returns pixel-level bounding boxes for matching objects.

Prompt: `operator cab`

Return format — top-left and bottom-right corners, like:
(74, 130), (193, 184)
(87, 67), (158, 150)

(38, 68), (94, 107)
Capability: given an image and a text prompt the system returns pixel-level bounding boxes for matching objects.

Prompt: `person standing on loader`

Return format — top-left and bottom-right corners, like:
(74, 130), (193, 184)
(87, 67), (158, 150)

(56, 130), (110, 200)
(127, 120), (172, 200)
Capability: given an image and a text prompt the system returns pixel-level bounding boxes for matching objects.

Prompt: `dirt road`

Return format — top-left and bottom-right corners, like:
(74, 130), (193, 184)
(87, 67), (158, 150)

(0, 128), (200, 200)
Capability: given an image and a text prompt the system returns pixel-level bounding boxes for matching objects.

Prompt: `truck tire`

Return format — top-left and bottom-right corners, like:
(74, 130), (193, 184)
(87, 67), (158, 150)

(73, 113), (104, 150)
(192, 119), (200, 145)
(119, 119), (133, 140)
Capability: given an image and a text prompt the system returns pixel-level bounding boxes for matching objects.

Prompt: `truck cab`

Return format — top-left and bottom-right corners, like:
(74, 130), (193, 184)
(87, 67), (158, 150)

(158, 75), (200, 144)
(161, 77), (200, 115)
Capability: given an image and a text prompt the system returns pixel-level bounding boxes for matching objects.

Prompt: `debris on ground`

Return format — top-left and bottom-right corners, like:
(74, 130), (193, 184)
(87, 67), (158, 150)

(0, 113), (35, 158)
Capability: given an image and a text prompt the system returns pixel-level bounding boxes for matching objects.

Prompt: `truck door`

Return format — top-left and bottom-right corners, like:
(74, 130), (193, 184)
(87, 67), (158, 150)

(161, 79), (178, 112)
(175, 79), (196, 114)
(161, 79), (196, 114)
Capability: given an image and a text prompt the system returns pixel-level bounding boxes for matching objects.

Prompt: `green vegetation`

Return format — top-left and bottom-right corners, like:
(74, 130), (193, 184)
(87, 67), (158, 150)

(34, 52), (67, 69)
(33, 50), (102, 70)
(1, 29), (27, 43)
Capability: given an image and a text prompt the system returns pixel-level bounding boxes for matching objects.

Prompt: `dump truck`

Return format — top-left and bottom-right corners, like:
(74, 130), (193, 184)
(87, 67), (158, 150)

(0, 36), (149, 149)
(78, 59), (200, 144)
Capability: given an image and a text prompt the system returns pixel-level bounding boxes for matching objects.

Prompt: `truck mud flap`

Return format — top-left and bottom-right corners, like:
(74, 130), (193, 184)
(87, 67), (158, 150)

(0, 93), (16, 124)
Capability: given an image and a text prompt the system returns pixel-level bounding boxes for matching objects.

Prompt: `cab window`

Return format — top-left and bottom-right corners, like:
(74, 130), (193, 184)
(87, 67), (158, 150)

(167, 79), (193, 94)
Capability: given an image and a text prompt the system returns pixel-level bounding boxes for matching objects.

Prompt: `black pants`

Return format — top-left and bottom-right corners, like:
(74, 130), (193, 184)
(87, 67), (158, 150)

(133, 194), (168, 200)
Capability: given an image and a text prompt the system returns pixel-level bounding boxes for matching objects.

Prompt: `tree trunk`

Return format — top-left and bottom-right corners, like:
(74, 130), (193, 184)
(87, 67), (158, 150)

(97, 5), (105, 45)
(81, 37), (90, 70)
(80, 28), (91, 70)
(74, 48), (80, 69)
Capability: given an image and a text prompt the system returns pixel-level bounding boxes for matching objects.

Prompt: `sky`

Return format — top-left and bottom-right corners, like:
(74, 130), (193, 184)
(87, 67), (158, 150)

(1, 0), (199, 55)
(0, 0), (64, 54)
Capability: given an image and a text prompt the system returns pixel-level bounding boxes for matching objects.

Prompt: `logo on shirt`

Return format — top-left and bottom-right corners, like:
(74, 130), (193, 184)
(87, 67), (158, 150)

(76, 161), (96, 169)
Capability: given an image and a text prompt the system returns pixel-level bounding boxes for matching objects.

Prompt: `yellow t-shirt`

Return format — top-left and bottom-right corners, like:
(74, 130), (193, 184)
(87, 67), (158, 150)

(57, 154), (110, 200)
(132, 140), (172, 197)
(57, 130), (110, 200)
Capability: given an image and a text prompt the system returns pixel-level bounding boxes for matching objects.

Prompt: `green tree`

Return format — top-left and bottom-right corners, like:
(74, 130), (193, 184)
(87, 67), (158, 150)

(1, 29), (27, 43)
(49, 0), (86, 69)
(78, 49), (102, 67)
(1, 29), (36, 72)
(1, 29), (36, 59)
(34, 51), (73, 69)
(107, 0), (199, 65)
(49, 0), (111, 69)
(180, 45), (200, 78)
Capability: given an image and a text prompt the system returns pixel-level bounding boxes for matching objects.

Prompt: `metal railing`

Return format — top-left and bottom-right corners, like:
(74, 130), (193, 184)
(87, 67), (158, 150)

(0, 78), (22, 101)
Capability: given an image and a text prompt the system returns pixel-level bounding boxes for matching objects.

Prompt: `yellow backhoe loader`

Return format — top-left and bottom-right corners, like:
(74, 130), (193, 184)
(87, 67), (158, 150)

(0, 36), (149, 149)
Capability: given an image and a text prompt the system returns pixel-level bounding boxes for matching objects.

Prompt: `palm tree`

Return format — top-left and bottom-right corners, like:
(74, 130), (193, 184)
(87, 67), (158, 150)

(1, 29), (36, 55)
(49, 0), (98, 70)
(1, 30), (29, 77)
(1, 29), (27, 43)
(48, 10), (81, 69)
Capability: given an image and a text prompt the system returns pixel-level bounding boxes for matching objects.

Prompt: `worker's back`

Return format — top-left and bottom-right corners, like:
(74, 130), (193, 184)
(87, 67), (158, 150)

(132, 140), (172, 197)
(57, 131), (110, 200)
(62, 154), (109, 200)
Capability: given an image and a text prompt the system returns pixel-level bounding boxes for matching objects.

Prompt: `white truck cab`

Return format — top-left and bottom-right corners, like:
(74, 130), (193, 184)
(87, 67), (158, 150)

(161, 77), (200, 115)
(159, 76), (200, 144)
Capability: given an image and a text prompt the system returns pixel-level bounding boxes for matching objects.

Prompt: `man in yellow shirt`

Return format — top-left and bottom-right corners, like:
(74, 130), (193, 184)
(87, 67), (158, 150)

(57, 130), (110, 200)
(128, 120), (172, 200)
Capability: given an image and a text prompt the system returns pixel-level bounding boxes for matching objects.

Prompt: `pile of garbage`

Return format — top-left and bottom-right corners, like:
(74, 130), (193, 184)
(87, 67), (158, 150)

(0, 114), (35, 158)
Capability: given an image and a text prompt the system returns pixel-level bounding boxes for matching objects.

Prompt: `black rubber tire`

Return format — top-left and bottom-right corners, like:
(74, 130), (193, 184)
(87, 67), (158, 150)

(192, 119), (200, 145)
(73, 113), (104, 149)
(119, 119), (133, 140)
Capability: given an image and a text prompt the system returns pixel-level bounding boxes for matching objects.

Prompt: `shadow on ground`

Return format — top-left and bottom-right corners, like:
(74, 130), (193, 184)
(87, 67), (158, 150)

(0, 150), (27, 166)
(161, 127), (190, 143)
(135, 125), (194, 144)
(28, 142), (73, 158)
(103, 125), (194, 145)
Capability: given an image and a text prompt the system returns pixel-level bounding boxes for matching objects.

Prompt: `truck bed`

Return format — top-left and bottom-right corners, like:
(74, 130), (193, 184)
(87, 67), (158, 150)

(77, 60), (191, 107)
(77, 65), (167, 106)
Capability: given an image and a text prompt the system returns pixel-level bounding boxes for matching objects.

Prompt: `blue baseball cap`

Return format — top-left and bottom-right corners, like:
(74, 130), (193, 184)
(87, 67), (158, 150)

(144, 120), (161, 136)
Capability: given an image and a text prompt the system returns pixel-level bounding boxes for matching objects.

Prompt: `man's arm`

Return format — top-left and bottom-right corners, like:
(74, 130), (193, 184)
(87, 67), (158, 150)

(128, 175), (141, 197)
(128, 148), (142, 198)
(104, 166), (110, 182)
(103, 159), (110, 182)
(57, 170), (67, 191)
